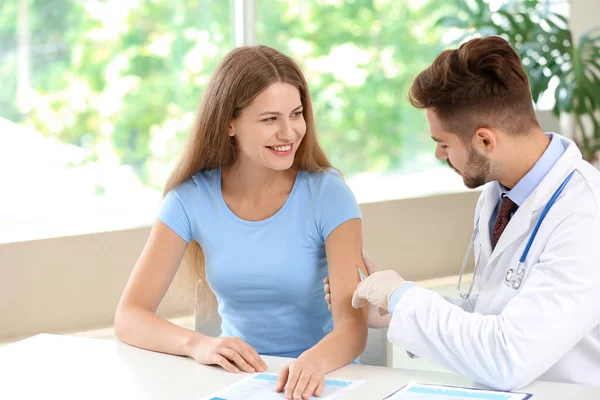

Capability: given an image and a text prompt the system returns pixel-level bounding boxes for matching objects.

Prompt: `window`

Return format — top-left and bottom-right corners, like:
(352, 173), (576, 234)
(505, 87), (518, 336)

(1, 0), (474, 243)
(255, 0), (464, 202)
(1, 0), (231, 243)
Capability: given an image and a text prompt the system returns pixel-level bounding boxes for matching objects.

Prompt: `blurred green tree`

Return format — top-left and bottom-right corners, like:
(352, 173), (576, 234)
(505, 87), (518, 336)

(257, 0), (455, 175)
(1, 0), (455, 188)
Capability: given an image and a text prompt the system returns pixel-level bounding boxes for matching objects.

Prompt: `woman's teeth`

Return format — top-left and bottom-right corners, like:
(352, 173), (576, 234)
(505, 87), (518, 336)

(271, 145), (291, 152)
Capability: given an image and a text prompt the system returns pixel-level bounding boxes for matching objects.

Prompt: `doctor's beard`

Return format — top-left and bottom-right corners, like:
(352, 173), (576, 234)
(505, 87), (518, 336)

(448, 147), (491, 189)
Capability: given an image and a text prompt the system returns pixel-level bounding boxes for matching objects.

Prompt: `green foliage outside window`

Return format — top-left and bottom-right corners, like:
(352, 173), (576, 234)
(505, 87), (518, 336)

(1, 0), (457, 191)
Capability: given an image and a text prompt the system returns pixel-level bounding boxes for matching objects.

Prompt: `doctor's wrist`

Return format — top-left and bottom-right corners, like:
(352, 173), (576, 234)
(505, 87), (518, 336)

(387, 282), (416, 313)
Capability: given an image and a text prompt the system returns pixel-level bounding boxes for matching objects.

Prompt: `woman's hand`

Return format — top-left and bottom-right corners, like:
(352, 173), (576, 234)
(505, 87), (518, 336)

(188, 335), (268, 374)
(275, 354), (325, 399)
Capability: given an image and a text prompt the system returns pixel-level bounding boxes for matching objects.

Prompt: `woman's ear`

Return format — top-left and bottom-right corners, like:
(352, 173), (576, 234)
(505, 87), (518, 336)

(228, 123), (235, 137)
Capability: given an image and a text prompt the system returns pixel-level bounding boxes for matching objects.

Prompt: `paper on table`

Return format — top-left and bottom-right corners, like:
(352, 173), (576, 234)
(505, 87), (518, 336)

(199, 372), (364, 400)
(385, 381), (532, 400)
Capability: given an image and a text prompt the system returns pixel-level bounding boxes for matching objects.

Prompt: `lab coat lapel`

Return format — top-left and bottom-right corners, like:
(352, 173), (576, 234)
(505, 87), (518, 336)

(477, 183), (498, 260)
(529, 140), (581, 209)
(487, 136), (581, 265)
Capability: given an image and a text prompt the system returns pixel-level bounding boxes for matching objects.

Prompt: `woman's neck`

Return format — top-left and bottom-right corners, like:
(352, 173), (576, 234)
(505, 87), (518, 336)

(222, 159), (297, 202)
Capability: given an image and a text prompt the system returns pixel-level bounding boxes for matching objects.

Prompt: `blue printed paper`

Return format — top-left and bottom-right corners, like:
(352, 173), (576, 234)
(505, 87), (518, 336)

(385, 381), (531, 400)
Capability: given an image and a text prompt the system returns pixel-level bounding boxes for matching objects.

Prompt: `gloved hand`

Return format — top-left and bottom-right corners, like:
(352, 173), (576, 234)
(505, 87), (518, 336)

(323, 250), (394, 328)
(352, 267), (406, 312)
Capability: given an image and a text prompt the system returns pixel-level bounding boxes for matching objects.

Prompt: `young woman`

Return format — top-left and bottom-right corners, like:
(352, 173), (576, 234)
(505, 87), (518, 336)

(114, 45), (368, 400)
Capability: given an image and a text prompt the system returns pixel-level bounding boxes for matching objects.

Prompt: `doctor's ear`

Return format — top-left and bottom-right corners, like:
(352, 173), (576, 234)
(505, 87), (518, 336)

(473, 128), (496, 154)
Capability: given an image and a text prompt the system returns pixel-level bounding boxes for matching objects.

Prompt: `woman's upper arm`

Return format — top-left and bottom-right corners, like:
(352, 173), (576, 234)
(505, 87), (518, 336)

(325, 218), (368, 326)
(117, 220), (189, 313)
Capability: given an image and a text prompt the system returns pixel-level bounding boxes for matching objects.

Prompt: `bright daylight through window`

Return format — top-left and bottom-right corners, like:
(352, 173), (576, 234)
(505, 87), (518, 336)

(2, 0), (566, 243)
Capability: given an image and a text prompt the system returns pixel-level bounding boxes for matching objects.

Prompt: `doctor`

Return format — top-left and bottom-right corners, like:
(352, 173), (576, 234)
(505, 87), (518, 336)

(327, 36), (600, 390)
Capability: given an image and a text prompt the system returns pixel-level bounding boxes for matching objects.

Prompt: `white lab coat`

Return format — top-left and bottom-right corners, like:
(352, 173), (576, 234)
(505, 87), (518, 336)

(388, 135), (600, 390)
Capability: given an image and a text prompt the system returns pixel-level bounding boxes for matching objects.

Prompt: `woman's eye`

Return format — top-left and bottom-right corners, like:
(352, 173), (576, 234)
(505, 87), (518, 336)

(262, 117), (276, 122)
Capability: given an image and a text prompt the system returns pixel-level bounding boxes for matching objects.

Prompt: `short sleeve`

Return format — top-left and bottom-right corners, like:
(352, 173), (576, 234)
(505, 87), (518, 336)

(318, 170), (362, 241)
(157, 190), (193, 243)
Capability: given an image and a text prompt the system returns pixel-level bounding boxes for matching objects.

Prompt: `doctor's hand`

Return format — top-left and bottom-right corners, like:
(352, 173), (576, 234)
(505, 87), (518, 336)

(323, 250), (392, 328)
(275, 354), (325, 399)
(189, 335), (267, 374)
(352, 269), (406, 313)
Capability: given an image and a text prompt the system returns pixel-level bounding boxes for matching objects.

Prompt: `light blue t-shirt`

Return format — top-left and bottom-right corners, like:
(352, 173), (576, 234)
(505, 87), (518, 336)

(158, 168), (361, 358)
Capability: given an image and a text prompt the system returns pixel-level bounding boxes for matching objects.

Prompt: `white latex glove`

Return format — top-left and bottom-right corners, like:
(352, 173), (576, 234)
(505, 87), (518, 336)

(323, 250), (395, 328)
(361, 250), (393, 328)
(352, 268), (406, 312)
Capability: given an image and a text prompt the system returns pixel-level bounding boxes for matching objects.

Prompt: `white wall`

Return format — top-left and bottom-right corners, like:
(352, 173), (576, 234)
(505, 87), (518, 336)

(0, 228), (194, 341)
(6, 0), (596, 342)
(570, 0), (597, 41)
(1, 190), (480, 342)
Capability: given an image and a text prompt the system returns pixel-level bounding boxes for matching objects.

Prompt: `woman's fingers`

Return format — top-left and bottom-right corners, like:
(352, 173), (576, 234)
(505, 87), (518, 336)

(231, 339), (267, 371)
(293, 370), (312, 400)
(235, 338), (264, 364)
(302, 374), (321, 399)
(218, 347), (255, 373)
(210, 354), (239, 373)
(285, 365), (301, 399)
(315, 376), (325, 397)
(276, 366), (289, 393)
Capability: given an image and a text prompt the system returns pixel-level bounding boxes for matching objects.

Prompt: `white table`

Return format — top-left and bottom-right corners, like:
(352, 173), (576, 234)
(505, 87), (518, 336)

(0, 334), (598, 399)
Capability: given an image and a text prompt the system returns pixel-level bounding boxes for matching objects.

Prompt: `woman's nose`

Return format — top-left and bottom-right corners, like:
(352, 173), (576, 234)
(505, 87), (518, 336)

(276, 120), (295, 141)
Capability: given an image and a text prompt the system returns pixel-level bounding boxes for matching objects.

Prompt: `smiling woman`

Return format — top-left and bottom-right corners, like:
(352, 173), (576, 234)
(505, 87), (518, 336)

(228, 82), (307, 170)
(113, 45), (368, 400)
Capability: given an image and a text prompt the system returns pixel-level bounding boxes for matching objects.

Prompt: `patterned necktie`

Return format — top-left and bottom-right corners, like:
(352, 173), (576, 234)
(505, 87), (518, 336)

(492, 196), (518, 248)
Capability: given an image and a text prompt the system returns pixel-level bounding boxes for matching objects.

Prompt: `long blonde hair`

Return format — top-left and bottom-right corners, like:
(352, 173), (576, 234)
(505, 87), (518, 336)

(164, 45), (333, 319)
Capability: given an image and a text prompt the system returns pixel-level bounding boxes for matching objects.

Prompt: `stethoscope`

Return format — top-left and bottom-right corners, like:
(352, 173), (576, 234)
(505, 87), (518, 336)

(457, 170), (575, 299)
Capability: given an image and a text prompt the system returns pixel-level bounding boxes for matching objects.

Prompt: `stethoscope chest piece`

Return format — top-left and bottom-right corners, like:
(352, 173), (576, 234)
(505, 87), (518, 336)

(458, 170), (575, 298)
(505, 264), (525, 289)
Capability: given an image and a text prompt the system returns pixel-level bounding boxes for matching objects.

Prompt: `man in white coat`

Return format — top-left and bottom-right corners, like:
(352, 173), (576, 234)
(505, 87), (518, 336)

(326, 36), (600, 390)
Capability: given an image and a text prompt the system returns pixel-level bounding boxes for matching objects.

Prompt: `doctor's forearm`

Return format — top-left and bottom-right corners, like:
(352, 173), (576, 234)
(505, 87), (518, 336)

(387, 286), (588, 391)
(302, 321), (367, 373)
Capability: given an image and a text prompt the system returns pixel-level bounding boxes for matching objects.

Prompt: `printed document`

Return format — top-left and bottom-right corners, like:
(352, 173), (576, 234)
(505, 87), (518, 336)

(385, 381), (531, 400)
(199, 372), (364, 400)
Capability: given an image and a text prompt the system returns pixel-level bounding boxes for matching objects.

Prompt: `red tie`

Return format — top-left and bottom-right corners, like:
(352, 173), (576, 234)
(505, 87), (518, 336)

(493, 196), (518, 248)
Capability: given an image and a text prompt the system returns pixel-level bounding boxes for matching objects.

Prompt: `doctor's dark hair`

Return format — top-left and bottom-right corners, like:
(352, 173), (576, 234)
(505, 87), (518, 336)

(408, 36), (539, 140)
(163, 45), (332, 319)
